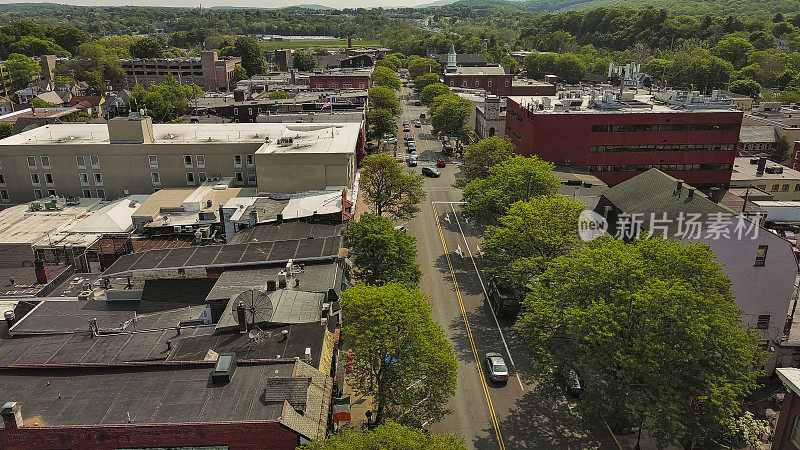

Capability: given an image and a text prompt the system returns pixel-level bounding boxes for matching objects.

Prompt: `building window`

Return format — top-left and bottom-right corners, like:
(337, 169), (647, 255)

(462, 80), (467, 87)
(149, 155), (158, 167)
(79, 173), (89, 186)
(196, 155), (205, 168)
(449, 81), (454, 87)
(505, 80), (509, 87)
(756, 184), (766, 190)
(47, 189), (56, 197)
(246, 154), (254, 166)
(184, 155), (193, 167)
(772, 184), (780, 191)
(41, 156), (50, 168)
(235, 172), (244, 184)
(755, 245), (768, 266)
(33, 189), (42, 199)
(198, 172), (207, 183)
(96, 189), (105, 199)
(359, 83), (365, 88)
(186, 172), (195, 185)
(90, 155), (100, 168)
(248, 108), (253, 116)
(756, 314), (770, 329)
(27, 156), (36, 168)
(76, 155), (86, 168)
(0, 174), (5, 185)
(781, 184), (789, 191)
(488, 80), (492, 87)
(152, 172), (160, 185)
(795, 184), (800, 191)
(0, 189), (9, 203)
(82, 189), (91, 198)
(248, 172), (256, 186)
(475, 80), (480, 87)
(93, 173), (103, 186)
(45, 173), (53, 185)
(30, 173), (40, 186)
(234, 155), (242, 167)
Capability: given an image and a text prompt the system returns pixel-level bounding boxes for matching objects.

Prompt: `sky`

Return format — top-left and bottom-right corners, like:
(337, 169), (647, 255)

(2, 0), (431, 8)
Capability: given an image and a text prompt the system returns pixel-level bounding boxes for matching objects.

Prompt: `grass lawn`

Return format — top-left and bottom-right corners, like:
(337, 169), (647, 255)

(260, 39), (380, 50)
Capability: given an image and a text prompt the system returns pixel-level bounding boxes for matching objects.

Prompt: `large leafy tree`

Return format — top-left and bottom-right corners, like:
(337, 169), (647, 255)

(4, 53), (40, 90)
(130, 37), (163, 59)
(359, 153), (425, 218)
(340, 283), (458, 426)
(461, 136), (517, 183)
(413, 72), (440, 93)
(344, 213), (421, 286)
(482, 197), (584, 284)
(234, 36), (267, 76)
(368, 86), (401, 116)
(372, 66), (401, 91)
(407, 57), (441, 79)
(130, 75), (202, 122)
(730, 78), (762, 98)
(461, 155), (560, 221)
(430, 93), (472, 140)
(301, 421), (466, 450)
(517, 237), (765, 446)
(292, 50), (316, 72)
(420, 82), (450, 106)
(367, 108), (395, 138)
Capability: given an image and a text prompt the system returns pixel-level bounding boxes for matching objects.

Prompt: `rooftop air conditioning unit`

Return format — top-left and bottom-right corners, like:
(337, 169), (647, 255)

(174, 225), (182, 233)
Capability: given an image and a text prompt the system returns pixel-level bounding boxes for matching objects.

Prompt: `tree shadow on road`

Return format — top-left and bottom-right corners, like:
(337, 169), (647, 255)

(473, 379), (603, 450)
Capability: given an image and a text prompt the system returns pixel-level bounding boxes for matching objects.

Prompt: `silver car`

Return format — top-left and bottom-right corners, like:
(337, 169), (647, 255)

(484, 352), (509, 382)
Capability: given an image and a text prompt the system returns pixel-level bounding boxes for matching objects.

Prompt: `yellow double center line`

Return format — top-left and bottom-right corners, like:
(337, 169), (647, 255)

(433, 203), (506, 450)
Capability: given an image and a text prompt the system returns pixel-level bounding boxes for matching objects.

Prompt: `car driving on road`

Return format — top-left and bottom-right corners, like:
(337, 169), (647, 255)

(406, 142), (417, 153)
(422, 167), (440, 178)
(484, 352), (510, 382)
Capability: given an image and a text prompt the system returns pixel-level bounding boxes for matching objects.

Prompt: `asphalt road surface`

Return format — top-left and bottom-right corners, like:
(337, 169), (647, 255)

(393, 86), (606, 450)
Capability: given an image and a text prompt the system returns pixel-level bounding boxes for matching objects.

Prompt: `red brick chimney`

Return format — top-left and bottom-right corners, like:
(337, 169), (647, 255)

(290, 70), (296, 85)
(34, 259), (50, 284)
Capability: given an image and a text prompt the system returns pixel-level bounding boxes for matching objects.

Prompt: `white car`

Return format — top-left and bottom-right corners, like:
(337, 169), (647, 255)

(484, 352), (509, 382)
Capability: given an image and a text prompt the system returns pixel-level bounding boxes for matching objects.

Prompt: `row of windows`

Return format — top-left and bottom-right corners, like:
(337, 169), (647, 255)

(587, 163), (733, 172)
(151, 171), (257, 187)
(753, 183), (800, 192)
(448, 79), (510, 88)
(25, 155), (101, 170)
(314, 83), (367, 89)
(507, 108), (523, 123)
(591, 123), (741, 133)
(507, 124), (522, 140)
(33, 189), (106, 200)
(589, 143), (737, 153)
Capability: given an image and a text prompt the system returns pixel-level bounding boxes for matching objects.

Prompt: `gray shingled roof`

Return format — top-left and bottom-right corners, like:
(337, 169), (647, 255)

(597, 169), (735, 237)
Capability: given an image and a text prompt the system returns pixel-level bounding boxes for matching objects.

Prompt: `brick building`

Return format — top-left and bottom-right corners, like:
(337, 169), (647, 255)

(505, 91), (743, 187)
(122, 51), (241, 92)
(443, 66), (513, 97)
(309, 70), (372, 90)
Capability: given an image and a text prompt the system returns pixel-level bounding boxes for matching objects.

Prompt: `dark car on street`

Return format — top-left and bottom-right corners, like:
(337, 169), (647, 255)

(422, 167), (440, 178)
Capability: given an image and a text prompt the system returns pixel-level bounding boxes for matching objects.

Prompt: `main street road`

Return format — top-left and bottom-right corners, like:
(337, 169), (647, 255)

(393, 86), (606, 449)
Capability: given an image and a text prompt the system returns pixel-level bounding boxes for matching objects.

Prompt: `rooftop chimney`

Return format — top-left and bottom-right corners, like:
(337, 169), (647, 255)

(108, 116), (154, 144)
(756, 157), (767, 176)
(709, 186), (723, 203)
(236, 301), (248, 333)
(687, 187), (695, 199)
(267, 280), (277, 291)
(34, 259), (50, 284)
(1, 402), (23, 430)
(674, 179), (684, 196)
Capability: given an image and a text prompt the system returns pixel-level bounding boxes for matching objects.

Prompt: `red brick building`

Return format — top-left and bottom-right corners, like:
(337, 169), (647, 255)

(773, 368), (800, 449)
(505, 93), (743, 186)
(790, 140), (800, 171)
(443, 66), (513, 97)
(309, 70), (372, 90)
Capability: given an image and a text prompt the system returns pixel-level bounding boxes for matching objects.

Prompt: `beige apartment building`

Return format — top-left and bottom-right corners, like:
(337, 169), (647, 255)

(0, 117), (362, 204)
(731, 156), (800, 201)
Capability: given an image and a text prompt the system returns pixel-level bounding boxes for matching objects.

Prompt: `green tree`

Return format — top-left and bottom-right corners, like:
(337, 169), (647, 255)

(344, 214), (421, 286)
(0, 122), (12, 139)
(372, 66), (401, 91)
(367, 108), (395, 138)
(413, 72), (440, 93)
(553, 54), (586, 84)
(407, 58), (440, 79)
(420, 83), (450, 106)
(30, 98), (58, 108)
(375, 54), (402, 72)
(461, 155), (560, 221)
(231, 65), (248, 85)
(712, 36), (755, 69)
(730, 78), (762, 98)
(340, 283), (458, 426)
(235, 37), (267, 76)
(301, 421), (466, 450)
(516, 237), (765, 445)
(9, 36), (68, 57)
(501, 54), (519, 74)
(359, 153), (425, 218)
(268, 90), (294, 99)
(130, 37), (162, 59)
(772, 134), (792, 163)
(461, 136), (517, 183)
(130, 75), (201, 122)
(430, 93), (472, 140)
(368, 86), (401, 116)
(482, 197), (584, 285)
(292, 50), (316, 72)
(5, 53), (40, 90)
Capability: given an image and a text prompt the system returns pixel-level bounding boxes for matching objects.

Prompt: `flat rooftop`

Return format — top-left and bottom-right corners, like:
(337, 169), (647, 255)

(508, 93), (741, 115)
(0, 198), (103, 245)
(0, 122), (362, 151)
(450, 66), (506, 75)
(731, 157), (800, 181)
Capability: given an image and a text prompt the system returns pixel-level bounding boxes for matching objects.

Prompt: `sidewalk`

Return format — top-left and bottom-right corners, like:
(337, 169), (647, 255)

(339, 368), (375, 431)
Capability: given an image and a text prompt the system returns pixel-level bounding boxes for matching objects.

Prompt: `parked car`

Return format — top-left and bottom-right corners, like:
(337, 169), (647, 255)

(420, 113), (426, 119)
(394, 225), (407, 232)
(557, 367), (583, 398)
(437, 159), (446, 168)
(407, 157), (418, 167)
(414, 120), (422, 128)
(484, 352), (510, 382)
(403, 121), (411, 132)
(487, 277), (521, 317)
(404, 133), (414, 141)
(406, 142), (417, 152)
(422, 167), (440, 178)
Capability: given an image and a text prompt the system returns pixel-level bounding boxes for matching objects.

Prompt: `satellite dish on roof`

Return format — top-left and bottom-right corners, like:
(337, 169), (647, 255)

(248, 328), (260, 339)
(231, 290), (273, 325)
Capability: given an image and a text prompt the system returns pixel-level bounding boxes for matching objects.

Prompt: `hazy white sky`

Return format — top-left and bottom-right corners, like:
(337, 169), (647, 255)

(2, 0), (428, 9)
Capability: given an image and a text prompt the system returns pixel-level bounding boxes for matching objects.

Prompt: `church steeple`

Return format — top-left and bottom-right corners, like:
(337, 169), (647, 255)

(447, 44), (457, 72)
